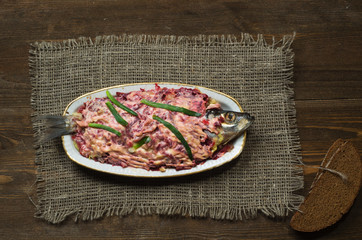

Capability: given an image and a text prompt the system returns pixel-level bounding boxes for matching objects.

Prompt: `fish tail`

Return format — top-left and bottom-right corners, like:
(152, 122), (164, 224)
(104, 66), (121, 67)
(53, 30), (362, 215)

(36, 115), (74, 144)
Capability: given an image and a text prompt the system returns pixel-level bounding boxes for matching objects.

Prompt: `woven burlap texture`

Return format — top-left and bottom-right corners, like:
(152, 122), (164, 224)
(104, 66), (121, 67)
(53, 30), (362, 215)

(30, 33), (304, 224)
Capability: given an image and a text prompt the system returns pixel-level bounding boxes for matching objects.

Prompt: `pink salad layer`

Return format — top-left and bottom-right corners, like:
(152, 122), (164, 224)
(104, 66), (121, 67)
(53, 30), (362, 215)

(72, 85), (223, 171)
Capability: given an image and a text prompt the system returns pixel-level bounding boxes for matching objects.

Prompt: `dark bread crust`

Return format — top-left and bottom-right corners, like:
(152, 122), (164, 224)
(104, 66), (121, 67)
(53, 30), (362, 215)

(290, 139), (361, 232)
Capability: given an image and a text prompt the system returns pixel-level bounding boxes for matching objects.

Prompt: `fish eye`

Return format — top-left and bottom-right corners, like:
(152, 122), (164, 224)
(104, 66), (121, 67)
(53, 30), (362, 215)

(225, 112), (236, 122)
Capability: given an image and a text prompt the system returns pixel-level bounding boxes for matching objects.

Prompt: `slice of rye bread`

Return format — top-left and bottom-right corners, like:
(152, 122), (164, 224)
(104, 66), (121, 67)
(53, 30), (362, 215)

(290, 139), (361, 232)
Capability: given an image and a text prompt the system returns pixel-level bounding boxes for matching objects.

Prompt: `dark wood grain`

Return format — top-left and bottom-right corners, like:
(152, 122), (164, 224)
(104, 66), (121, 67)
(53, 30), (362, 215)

(1, 0), (361, 239)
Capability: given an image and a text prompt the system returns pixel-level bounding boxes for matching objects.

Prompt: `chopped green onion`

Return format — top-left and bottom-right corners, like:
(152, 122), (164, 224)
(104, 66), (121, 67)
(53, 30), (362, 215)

(152, 115), (193, 160)
(106, 90), (138, 116)
(141, 99), (202, 117)
(105, 102), (128, 126)
(88, 123), (121, 137)
(132, 136), (151, 150)
(129, 136), (151, 153)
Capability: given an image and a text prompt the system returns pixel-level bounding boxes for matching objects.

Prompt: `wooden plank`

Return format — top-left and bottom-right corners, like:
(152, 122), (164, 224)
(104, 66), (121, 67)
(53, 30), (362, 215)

(0, 98), (360, 239)
(0, 0), (362, 239)
(296, 99), (362, 163)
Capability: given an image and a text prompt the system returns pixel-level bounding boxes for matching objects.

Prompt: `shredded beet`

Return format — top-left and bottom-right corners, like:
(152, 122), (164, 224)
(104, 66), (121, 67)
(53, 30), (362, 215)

(72, 85), (230, 171)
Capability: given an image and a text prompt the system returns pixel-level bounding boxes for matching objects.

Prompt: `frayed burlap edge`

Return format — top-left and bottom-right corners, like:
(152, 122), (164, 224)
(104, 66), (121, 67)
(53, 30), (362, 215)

(29, 32), (303, 224)
(29, 33), (295, 53)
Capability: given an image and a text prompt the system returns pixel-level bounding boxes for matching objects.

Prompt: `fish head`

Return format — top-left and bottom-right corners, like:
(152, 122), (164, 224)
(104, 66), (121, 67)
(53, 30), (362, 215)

(205, 109), (255, 146)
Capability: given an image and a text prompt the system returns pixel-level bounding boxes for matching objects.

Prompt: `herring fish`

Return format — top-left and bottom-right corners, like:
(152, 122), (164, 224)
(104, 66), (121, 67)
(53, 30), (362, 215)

(38, 84), (254, 171)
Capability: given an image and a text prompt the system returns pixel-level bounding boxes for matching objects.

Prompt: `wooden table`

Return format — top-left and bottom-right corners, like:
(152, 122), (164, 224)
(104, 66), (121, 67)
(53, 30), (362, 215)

(1, 0), (361, 239)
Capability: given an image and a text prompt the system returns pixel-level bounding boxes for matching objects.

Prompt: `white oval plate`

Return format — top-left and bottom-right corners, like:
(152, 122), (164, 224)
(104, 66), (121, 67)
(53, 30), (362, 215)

(62, 82), (246, 178)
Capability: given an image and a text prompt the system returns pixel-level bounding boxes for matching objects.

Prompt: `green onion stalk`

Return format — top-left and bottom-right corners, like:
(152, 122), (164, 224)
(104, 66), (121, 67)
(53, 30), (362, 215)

(105, 102), (128, 126)
(141, 99), (201, 117)
(106, 90), (138, 116)
(152, 115), (193, 160)
(88, 123), (121, 137)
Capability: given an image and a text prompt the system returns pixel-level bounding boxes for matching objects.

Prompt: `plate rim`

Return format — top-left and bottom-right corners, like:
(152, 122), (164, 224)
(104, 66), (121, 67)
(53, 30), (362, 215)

(61, 82), (247, 178)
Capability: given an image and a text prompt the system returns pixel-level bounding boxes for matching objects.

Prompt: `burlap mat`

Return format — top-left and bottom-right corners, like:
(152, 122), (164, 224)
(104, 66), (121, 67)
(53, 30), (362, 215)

(30, 33), (304, 223)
